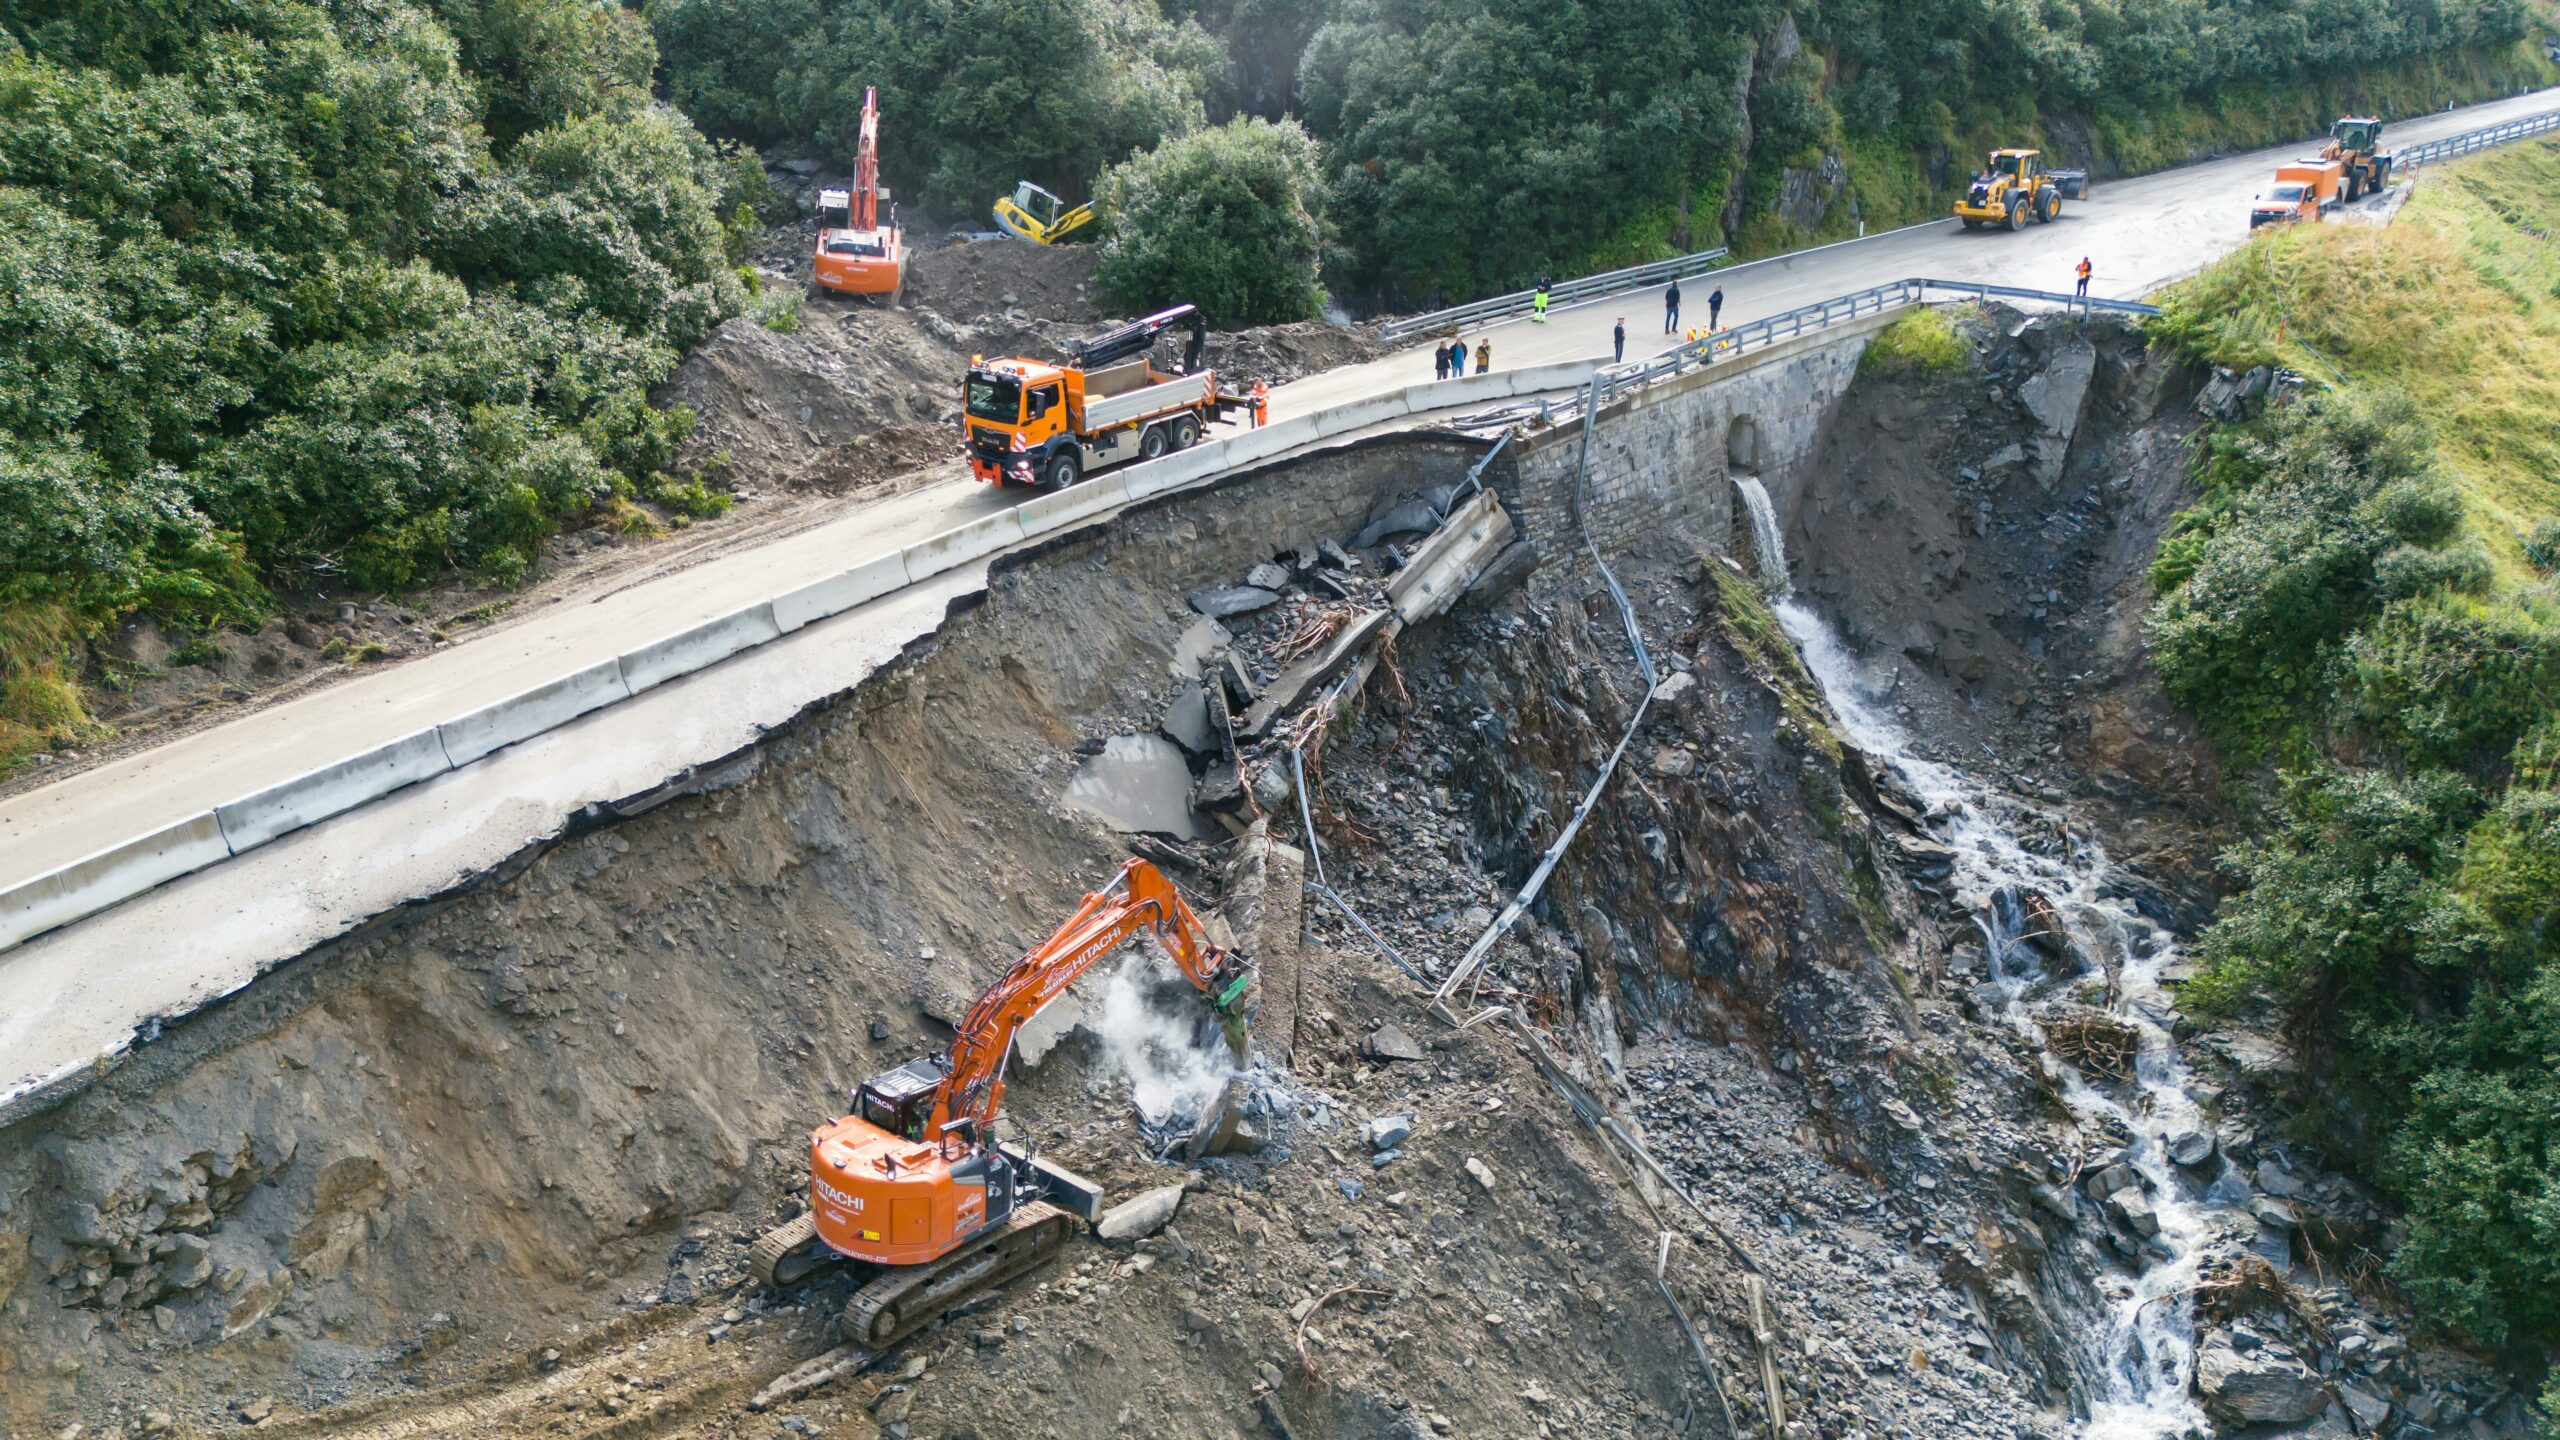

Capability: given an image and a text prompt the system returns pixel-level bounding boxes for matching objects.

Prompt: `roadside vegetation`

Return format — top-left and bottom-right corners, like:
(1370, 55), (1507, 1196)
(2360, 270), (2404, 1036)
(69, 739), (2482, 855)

(0, 0), (766, 766)
(2148, 138), (2560, 1359)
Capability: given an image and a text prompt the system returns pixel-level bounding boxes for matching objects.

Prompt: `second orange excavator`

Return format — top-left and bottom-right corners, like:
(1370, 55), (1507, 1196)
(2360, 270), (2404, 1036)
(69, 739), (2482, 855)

(810, 86), (903, 301)
(748, 859), (1251, 1347)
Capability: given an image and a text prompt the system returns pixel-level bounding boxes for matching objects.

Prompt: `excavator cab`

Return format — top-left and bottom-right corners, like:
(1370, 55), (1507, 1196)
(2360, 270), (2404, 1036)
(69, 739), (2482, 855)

(853, 1058), (946, 1143)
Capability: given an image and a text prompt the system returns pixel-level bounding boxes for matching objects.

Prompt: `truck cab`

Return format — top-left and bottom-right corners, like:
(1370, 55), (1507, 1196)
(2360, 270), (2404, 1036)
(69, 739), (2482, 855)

(2251, 158), (2345, 228)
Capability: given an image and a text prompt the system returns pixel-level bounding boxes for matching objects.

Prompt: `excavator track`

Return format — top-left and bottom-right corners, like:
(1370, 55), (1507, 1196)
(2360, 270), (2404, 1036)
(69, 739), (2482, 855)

(746, 1213), (844, 1290)
(839, 1203), (1074, 1349)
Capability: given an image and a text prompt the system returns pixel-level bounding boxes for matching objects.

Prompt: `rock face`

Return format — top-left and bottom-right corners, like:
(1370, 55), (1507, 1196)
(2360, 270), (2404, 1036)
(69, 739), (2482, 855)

(2195, 1332), (2329, 1425)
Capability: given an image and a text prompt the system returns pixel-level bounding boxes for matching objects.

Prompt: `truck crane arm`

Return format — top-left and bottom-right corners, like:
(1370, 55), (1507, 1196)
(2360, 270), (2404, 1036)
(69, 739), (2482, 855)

(928, 858), (1250, 1141)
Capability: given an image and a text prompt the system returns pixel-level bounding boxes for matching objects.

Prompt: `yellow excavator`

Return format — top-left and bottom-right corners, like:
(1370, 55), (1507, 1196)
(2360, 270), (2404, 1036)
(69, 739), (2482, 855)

(992, 180), (1094, 244)
(1953, 149), (2090, 231)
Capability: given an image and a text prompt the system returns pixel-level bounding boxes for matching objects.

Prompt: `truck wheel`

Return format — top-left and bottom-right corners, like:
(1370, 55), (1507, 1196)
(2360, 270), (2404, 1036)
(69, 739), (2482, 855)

(1170, 415), (1201, 450)
(1139, 425), (1171, 461)
(1960, 217), (1981, 231)
(1043, 451), (1080, 489)
(2006, 198), (2028, 232)
(2036, 187), (2059, 222)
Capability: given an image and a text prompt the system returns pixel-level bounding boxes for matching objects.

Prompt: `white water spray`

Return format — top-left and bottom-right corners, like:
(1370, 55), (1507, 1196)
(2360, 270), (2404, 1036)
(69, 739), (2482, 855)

(1775, 591), (2225, 1439)
(1732, 476), (1789, 587)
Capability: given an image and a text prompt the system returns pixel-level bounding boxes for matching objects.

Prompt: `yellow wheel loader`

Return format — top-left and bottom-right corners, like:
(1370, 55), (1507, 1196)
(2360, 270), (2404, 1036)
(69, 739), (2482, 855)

(1953, 149), (2089, 231)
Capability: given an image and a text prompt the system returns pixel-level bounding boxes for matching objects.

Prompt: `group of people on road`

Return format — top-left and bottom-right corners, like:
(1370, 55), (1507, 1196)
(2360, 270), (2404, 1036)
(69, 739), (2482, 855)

(1430, 250), (2100, 384)
(1432, 335), (1492, 380)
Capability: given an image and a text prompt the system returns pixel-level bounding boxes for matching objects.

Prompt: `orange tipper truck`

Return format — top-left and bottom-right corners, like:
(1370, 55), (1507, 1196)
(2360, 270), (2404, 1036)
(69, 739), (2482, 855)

(2249, 158), (2346, 229)
(962, 304), (1254, 488)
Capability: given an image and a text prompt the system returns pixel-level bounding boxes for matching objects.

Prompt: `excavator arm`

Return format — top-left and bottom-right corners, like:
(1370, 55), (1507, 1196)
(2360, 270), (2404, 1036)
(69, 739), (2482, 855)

(927, 859), (1249, 1140)
(851, 86), (882, 232)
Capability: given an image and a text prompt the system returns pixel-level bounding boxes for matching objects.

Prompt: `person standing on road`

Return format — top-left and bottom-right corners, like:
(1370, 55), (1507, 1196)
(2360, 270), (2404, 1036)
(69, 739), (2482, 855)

(1613, 317), (1626, 364)
(1664, 280), (1681, 334)
(1475, 336), (1491, 373)
(2074, 257), (2092, 299)
(1450, 337), (1466, 376)
(1435, 342), (1450, 381)
(1708, 284), (1724, 330)
(1532, 274), (1552, 324)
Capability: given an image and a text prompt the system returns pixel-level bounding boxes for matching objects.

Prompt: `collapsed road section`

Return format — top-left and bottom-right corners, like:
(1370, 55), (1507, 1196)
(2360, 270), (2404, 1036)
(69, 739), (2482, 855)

(2, 303), (2530, 1440)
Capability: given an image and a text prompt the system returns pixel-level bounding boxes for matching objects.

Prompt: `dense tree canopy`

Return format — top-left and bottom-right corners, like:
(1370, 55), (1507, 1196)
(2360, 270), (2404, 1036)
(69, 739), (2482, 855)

(646, 0), (1221, 218)
(1095, 116), (1325, 324)
(0, 0), (757, 757)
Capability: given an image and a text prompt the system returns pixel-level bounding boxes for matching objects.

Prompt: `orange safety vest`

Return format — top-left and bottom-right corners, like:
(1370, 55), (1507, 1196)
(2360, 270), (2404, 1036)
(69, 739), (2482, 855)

(1251, 382), (1269, 427)
(2076, 260), (2092, 279)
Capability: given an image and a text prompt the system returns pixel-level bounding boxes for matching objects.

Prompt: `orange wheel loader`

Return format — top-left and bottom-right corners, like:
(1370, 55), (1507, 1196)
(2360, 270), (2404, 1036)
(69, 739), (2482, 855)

(747, 859), (1252, 1348)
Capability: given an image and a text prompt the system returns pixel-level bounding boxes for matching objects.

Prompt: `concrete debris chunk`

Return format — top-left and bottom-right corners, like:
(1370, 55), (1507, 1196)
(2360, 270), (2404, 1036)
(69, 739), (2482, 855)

(1365, 1024), (1427, 1061)
(1096, 1183), (1186, 1241)
(1319, 539), (1361, 571)
(1188, 585), (1283, 620)
(1159, 680), (1214, 754)
(1244, 562), (1292, 591)
(748, 1344), (884, 1411)
(1364, 1113), (1414, 1151)
(1463, 1157), (1496, 1191)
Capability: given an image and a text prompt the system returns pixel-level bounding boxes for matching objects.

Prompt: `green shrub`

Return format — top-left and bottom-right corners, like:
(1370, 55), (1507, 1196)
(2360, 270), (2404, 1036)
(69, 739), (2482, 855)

(2345, 592), (2560, 769)
(2525, 517), (2560, 574)
(1096, 117), (1324, 326)
(1860, 306), (1970, 379)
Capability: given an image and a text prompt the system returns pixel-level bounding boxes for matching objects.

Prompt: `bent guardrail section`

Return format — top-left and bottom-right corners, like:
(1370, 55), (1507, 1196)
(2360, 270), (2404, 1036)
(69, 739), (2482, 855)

(1378, 247), (1731, 343)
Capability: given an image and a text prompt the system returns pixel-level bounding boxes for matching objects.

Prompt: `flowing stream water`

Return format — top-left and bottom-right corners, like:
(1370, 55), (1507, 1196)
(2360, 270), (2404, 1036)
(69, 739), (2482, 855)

(1734, 479), (2225, 1437)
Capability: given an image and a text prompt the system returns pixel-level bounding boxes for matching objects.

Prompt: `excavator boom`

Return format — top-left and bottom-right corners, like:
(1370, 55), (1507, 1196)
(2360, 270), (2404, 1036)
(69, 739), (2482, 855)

(812, 85), (902, 299)
(754, 859), (1250, 1350)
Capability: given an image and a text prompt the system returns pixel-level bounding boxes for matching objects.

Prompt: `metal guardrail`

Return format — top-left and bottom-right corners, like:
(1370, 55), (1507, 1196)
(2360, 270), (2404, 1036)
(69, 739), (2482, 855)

(1590, 278), (2160, 404)
(2395, 105), (2560, 170)
(1377, 246), (1730, 343)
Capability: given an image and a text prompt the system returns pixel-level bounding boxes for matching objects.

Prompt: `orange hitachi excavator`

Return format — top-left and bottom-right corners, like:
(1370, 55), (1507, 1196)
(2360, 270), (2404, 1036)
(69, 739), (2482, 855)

(748, 859), (1251, 1347)
(810, 86), (903, 301)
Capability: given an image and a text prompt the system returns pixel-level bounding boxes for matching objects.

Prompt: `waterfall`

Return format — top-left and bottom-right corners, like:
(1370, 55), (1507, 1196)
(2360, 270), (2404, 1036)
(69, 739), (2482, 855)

(1774, 591), (2225, 1440)
(1731, 476), (1788, 589)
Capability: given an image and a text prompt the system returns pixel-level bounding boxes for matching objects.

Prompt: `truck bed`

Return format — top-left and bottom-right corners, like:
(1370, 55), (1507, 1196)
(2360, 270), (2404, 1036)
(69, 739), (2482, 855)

(1082, 371), (1212, 432)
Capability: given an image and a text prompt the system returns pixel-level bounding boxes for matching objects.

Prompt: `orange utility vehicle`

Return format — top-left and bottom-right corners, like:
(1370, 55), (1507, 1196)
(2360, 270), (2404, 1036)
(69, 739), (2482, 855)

(810, 86), (903, 300)
(2249, 157), (2345, 229)
(963, 304), (1255, 488)
(748, 859), (1251, 1348)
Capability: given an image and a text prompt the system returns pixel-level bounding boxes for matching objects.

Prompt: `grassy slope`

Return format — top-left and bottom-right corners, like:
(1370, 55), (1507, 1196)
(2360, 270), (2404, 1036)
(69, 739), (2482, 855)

(1739, 38), (2560, 256)
(2160, 135), (2560, 585)
(2148, 137), (2560, 1355)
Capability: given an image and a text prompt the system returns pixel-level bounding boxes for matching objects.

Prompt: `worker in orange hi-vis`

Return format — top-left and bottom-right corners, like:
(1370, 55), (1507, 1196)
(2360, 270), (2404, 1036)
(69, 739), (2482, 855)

(1251, 382), (1269, 428)
(2075, 257), (2093, 299)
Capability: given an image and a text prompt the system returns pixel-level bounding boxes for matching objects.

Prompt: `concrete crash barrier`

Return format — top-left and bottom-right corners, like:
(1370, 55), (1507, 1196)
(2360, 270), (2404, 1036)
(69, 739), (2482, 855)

(435, 660), (634, 767)
(1015, 472), (1140, 538)
(215, 728), (456, 854)
(900, 509), (1028, 586)
(772, 552), (915, 634)
(0, 812), (235, 950)
(617, 603), (784, 695)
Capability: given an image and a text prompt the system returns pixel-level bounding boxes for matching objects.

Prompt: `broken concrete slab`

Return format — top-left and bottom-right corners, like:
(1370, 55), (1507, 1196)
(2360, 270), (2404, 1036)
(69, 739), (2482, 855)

(1239, 608), (1395, 739)
(1184, 1075), (1251, 1163)
(1188, 585), (1282, 620)
(1159, 680), (1213, 753)
(1062, 734), (1207, 840)
(1096, 1183), (1186, 1241)
(1244, 561), (1291, 591)
(1221, 821), (1306, 1061)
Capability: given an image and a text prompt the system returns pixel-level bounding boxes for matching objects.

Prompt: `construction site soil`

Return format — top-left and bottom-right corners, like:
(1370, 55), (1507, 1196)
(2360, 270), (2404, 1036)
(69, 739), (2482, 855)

(5, 314), (2539, 1440)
